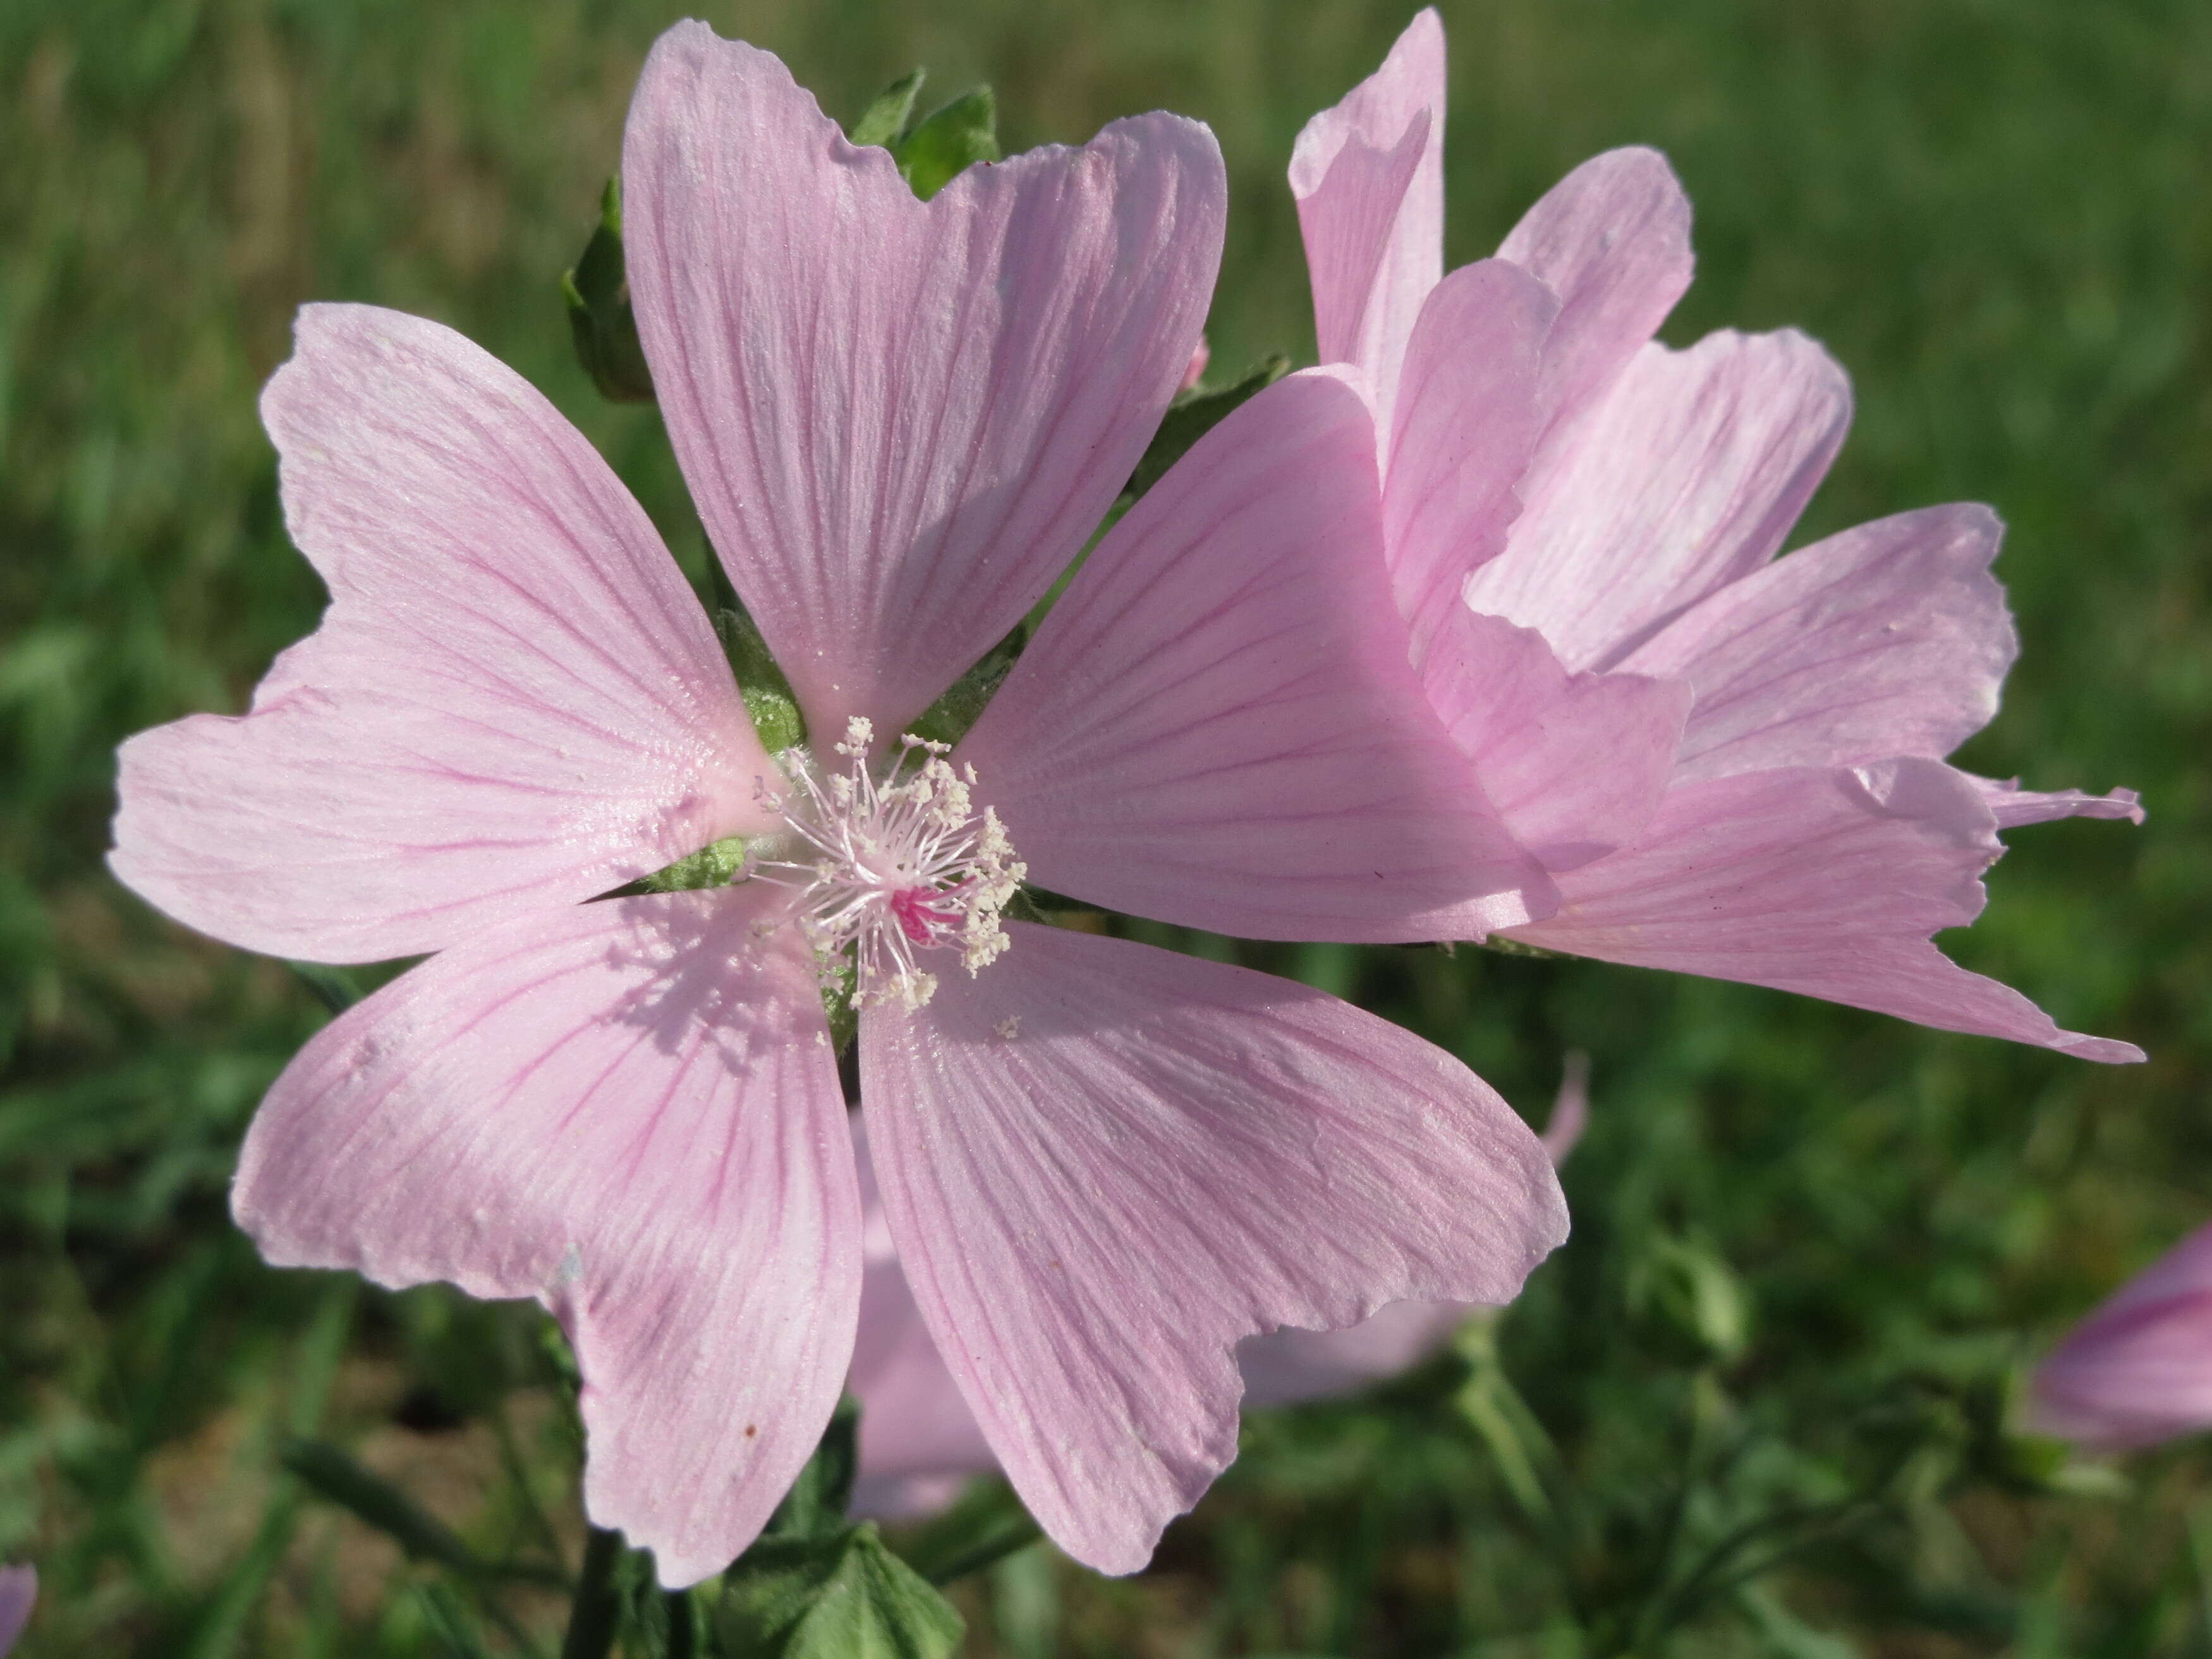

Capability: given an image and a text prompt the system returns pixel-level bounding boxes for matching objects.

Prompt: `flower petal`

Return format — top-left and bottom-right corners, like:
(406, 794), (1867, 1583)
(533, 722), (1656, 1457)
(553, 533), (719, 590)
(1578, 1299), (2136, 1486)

(861, 922), (1569, 1573)
(846, 1057), (1584, 1512)
(0, 1566), (31, 1657)
(1383, 260), (1555, 664)
(109, 305), (773, 964)
(1288, 7), (1445, 422)
(848, 1126), (997, 1514)
(1505, 758), (2143, 1062)
(2029, 1223), (2212, 1448)
(957, 369), (1556, 943)
(233, 888), (860, 1585)
(1464, 329), (1853, 672)
(1971, 775), (2146, 829)
(1496, 147), (1695, 439)
(1236, 1301), (1473, 1409)
(624, 23), (1225, 740)
(1425, 606), (1692, 872)
(1619, 505), (2017, 782)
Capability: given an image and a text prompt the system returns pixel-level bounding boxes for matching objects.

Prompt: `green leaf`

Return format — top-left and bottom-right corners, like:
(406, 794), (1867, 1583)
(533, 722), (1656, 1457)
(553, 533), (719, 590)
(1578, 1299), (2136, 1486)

(891, 1479), (1042, 1586)
(562, 178), (655, 404)
(719, 1525), (963, 1659)
(894, 89), (1000, 201)
(765, 1397), (861, 1541)
(1452, 1317), (1563, 1531)
(850, 69), (926, 149)
(282, 1437), (485, 1579)
(1123, 354), (1290, 502)
(716, 606), (806, 753)
(416, 1583), (497, 1659)
(1626, 1234), (1753, 1366)
(287, 961), (367, 1014)
(1734, 1583), (1862, 1659)
(283, 1438), (568, 1595)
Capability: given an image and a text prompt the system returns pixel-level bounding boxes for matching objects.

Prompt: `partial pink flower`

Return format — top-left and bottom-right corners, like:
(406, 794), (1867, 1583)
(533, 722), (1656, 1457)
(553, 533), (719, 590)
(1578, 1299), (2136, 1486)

(2027, 1223), (2212, 1449)
(0, 1565), (31, 1657)
(1291, 9), (2142, 1063)
(111, 25), (1567, 1583)
(851, 1062), (1590, 1519)
(1180, 335), (1212, 391)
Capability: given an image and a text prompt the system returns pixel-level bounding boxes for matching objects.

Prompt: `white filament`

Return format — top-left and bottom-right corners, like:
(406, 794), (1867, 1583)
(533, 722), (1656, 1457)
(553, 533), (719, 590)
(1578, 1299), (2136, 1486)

(751, 718), (1024, 1011)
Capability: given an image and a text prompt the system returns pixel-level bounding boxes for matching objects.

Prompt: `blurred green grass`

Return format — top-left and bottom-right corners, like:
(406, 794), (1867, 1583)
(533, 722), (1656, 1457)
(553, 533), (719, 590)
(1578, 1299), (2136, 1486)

(1, 0), (2208, 1653)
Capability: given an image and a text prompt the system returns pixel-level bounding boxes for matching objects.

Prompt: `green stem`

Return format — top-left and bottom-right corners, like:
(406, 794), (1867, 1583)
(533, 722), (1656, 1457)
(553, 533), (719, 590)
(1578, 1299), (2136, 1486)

(560, 1527), (625, 1659)
(664, 1588), (698, 1659)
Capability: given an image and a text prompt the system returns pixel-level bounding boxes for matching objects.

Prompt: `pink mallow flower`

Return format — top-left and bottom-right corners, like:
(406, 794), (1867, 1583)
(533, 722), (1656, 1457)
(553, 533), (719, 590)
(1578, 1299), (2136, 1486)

(2027, 1223), (2212, 1449)
(0, 1566), (32, 1658)
(849, 1059), (1590, 1520)
(108, 25), (1567, 1583)
(1288, 9), (2142, 1062)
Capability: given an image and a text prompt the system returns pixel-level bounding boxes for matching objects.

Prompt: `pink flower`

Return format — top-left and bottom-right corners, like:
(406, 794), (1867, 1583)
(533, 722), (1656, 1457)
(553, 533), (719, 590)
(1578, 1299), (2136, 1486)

(0, 1565), (32, 1658)
(2027, 1223), (2212, 1449)
(1179, 335), (1212, 391)
(850, 1059), (1591, 1520)
(1291, 9), (2142, 1062)
(109, 25), (1567, 1583)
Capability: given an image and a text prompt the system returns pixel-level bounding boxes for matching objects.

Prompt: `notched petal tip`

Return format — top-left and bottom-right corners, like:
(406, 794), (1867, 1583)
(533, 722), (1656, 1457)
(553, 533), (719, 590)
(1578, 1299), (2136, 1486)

(1287, 6), (1445, 197)
(116, 301), (770, 964)
(626, 21), (1225, 741)
(234, 890), (862, 1581)
(1511, 758), (2139, 1062)
(863, 925), (1566, 1574)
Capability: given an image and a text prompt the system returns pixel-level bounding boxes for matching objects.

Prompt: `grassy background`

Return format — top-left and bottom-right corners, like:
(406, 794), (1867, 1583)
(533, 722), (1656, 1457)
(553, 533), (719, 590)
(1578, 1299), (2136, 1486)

(2, 0), (2208, 1652)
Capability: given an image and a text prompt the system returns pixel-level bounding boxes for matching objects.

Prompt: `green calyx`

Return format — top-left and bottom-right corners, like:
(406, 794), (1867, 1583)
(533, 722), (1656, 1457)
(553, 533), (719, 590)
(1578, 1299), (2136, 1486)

(562, 178), (655, 404)
(847, 68), (1002, 201)
(716, 606), (806, 755)
(640, 836), (749, 894)
(719, 1403), (965, 1659)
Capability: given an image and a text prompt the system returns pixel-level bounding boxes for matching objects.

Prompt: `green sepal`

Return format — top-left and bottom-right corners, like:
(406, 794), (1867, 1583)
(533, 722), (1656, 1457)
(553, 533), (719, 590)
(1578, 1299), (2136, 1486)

(717, 1524), (964, 1659)
(851, 68), (927, 149)
(563, 178), (655, 404)
(765, 1397), (861, 1541)
(641, 836), (748, 894)
(717, 605), (806, 754)
(894, 88), (1000, 200)
(2010, 1445), (2130, 1500)
(890, 1478), (1042, 1586)
(908, 626), (1023, 750)
(1123, 353), (1290, 502)
(1987, 1368), (2130, 1498)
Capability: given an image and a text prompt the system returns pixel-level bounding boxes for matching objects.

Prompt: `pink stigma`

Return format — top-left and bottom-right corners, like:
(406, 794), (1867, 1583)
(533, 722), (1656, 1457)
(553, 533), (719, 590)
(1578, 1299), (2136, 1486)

(890, 885), (958, 945)
(750, 719), (1026, 1011)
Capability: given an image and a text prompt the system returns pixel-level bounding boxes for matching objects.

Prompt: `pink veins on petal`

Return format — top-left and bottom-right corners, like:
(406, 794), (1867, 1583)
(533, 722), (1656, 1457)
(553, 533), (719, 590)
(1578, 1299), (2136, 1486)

(2028, 1222), (2212, 1449)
